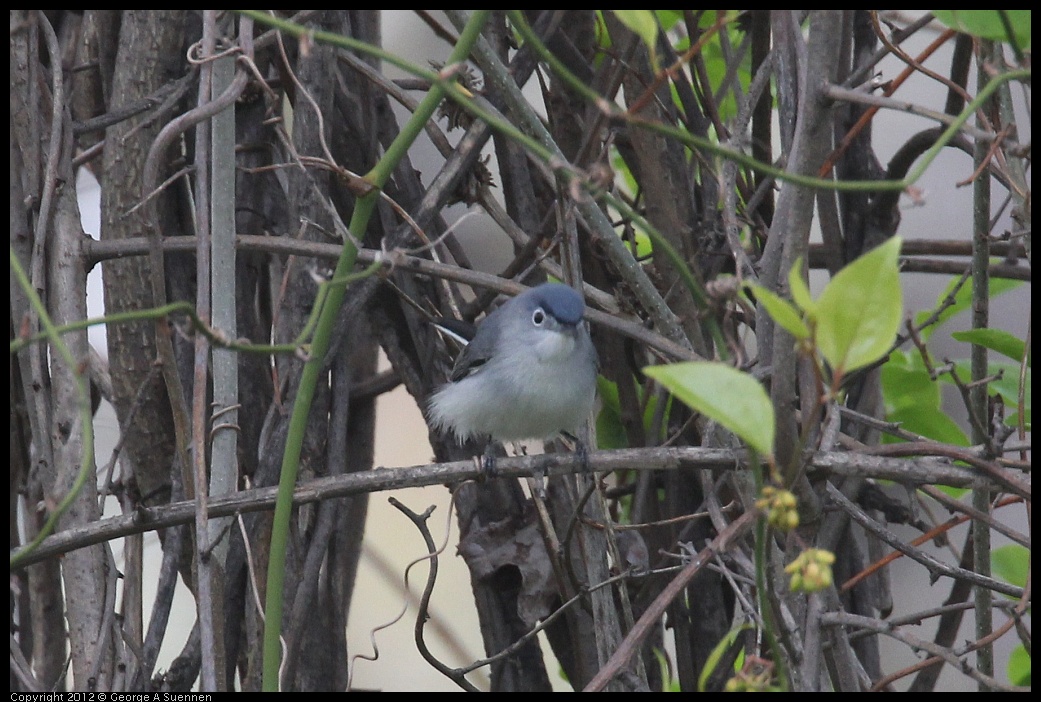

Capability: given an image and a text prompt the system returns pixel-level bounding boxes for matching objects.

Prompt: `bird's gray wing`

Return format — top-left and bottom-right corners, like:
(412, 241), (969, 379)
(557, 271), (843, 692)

(448, 311), (503, 382)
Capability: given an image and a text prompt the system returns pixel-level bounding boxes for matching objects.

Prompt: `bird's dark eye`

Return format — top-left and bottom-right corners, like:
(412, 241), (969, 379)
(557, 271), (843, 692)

(532, 308), (546, 326)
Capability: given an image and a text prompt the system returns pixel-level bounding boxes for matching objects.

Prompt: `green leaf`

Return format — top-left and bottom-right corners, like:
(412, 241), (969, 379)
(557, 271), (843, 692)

(815, 237), (903, 374)
(933, 10), (1031, 50)
(612, 149), (638, 200)
(788, 257), (816, 315)
(698, 624), (751, 692)
(991, 543), (1029, 588)
(592, 11), (613, 57)
(1006, 410), (1031, 432)
(1008, 645), (1031, 687)
(613, 10), (660, 54)
(885, 405), (969, 447)
(644, 362), (774, 457)
(623, 230), (653, 259)
(944, 361), (1031, 413)
(993, 365), (1032, 407)
(881, 351), (939, 414)
(595, 377), (628, 450)
(883, 350), (969, 449)
(698, 26), (752, 121)
(952, 328), (1029, 365)
(595, 376), (665, 449)
(916, 275), (1021, 341)
(746, 283), (811, 340)
(652, 648), (681, 692)
(654, 10), (683, 32)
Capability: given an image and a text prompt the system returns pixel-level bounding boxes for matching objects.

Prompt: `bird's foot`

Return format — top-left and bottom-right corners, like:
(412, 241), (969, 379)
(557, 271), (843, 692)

(478, 443), (498, 480)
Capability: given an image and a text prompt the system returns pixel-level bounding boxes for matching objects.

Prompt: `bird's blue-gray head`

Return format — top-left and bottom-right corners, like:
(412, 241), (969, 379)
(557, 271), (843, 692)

(512, 282), (586, 327)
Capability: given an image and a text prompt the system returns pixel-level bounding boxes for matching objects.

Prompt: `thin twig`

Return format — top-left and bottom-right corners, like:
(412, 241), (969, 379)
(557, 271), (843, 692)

(388, 496), (480, 692)
(818, 27), (958, 178)
(822, 83), (1017, 150)
(584, 511), (756, 691)
(72, 73), (195, 135)
(920, 487), (1028, 547)
(838, 494), (1025, 594)
(825, 483), (1023, 599)
(820, 611), (1025, 692)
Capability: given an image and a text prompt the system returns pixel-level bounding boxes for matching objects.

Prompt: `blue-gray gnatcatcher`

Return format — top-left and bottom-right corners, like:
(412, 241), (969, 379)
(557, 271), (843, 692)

(428, 282), (598, 446)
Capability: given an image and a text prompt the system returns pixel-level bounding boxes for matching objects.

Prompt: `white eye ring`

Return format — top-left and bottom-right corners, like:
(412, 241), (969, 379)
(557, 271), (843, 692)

(532, 308), (546, 326)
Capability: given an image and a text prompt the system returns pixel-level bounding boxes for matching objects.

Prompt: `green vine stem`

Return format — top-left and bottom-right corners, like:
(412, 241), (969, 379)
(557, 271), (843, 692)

(10, 260), (382, 357)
